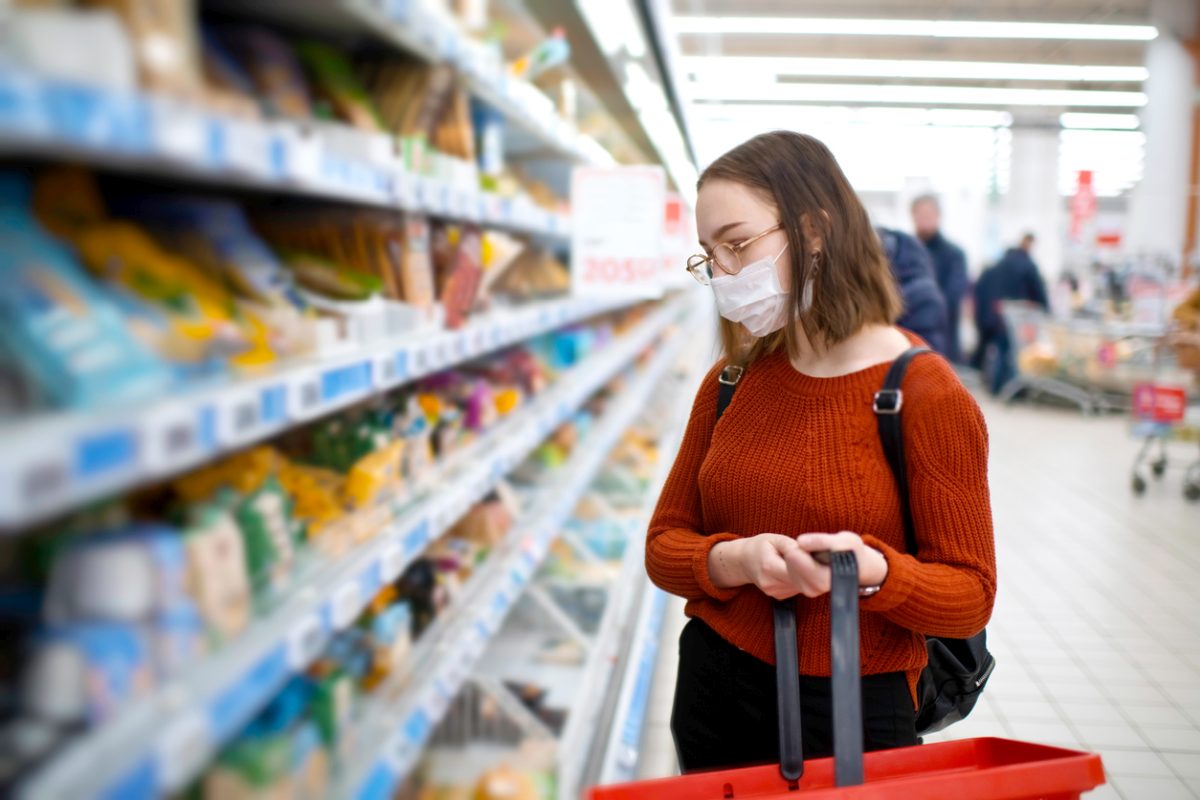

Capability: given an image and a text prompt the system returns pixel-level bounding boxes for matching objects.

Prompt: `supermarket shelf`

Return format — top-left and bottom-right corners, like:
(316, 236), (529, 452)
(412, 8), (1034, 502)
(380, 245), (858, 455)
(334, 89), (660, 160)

(0, 67), (570, 238)
(556, 406), (691, 799)
(338, 318), (689, 800)
(0, 292), (644, 531)
(219, 0), (615, 168)
(594, 579), (668, 787)
(14, 296), (689, 800)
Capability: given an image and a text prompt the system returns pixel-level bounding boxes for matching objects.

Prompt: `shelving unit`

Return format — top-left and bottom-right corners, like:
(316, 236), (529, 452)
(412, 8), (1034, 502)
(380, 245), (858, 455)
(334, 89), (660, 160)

(335, 303), (695, 800)
(2, 1), (703, 796)
(214, 0), (616, 170)
(15, 295), (693, 800)
(0, 68), (571, 239)
(0, 292), (645, 530)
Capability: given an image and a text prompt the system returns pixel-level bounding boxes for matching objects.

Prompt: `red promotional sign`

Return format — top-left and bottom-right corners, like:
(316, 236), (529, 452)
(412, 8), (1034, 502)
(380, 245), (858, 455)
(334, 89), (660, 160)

(1070, 170), (1097, 242)
(1132, 383), (1187, 424)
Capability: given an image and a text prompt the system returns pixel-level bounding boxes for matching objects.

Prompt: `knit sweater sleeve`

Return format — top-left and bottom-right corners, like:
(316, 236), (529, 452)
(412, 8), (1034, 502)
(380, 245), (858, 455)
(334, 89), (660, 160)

(645, 361), (744, 602)
(859, 360), (997, 638)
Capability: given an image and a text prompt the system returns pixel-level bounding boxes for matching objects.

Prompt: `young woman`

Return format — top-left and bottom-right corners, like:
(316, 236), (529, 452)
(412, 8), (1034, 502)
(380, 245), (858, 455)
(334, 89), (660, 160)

(645, 131), (996, 772)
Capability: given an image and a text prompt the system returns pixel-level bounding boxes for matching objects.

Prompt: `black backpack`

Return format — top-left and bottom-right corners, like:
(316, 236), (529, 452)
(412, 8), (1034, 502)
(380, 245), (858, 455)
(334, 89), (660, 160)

(714, 349), (995, 736)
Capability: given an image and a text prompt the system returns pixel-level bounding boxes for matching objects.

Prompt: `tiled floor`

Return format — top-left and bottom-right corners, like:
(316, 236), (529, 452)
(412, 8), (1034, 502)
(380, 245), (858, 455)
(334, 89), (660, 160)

(636, 397), (1200, 799)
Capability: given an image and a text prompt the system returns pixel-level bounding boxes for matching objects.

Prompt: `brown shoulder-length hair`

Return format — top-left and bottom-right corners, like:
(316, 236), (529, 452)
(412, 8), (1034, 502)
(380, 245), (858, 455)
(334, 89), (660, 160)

(698, 130), (901, 365)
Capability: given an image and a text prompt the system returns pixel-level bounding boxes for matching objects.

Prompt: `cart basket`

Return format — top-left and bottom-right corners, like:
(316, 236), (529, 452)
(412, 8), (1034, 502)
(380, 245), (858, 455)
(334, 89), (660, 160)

(588, 552), (1105, 800)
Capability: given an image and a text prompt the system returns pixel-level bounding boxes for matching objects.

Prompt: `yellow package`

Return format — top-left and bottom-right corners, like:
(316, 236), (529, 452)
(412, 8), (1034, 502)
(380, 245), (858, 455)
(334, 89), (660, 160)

(276, 461), (346, 538)
(344, 440), (405, 511)
(173, 446), (282, 503)
(74, 222), (277, 369)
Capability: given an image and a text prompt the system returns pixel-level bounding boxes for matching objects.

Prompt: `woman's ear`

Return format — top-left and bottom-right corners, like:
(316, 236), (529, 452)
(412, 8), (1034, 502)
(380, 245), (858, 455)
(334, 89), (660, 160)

(800, 212), (828, 257)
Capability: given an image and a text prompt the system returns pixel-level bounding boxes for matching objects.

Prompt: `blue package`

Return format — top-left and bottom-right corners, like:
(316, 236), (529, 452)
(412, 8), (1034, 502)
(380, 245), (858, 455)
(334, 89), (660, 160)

(41, 622), (154, 725)
(0, 173), (173, 409)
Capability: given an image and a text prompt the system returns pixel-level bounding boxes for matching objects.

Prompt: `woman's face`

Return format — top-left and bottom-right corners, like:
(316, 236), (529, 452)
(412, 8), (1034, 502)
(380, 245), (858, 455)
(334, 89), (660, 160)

(695, 178), (791, 291)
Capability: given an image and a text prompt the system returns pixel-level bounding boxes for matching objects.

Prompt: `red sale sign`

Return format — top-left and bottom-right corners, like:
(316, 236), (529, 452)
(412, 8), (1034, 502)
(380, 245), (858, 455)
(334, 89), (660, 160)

(1132, 383), (1187, 424)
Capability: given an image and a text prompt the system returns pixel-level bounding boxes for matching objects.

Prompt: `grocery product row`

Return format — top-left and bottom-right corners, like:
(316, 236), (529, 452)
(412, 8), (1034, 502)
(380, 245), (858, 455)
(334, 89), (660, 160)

(3, 294), (696, 799)
(0, 164), (634, 529)
(349, 321), (706, 800)
(0, 0), (599, 236)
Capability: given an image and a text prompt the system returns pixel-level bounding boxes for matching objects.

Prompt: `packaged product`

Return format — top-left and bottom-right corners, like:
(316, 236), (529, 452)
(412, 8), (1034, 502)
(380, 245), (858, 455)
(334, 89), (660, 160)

(0, 7), (138, 91)
(295, 42), (385, 131)
(432, 223), (483, 329)
(82, 0), (203, 97)
(43, 524), (192, 625)
(25, 622), (154, 726)
(70, 221), (278, 370)
(0, 174), (172, 409)
(400, 215), (437, 309)
(344, 440), (406, 512)
(200, 26), (262, 119)
(111, 195), (317, 357)
(183, 504), (253, 644)
(213, 25), (313, 120)
(236, 477), (304, 603)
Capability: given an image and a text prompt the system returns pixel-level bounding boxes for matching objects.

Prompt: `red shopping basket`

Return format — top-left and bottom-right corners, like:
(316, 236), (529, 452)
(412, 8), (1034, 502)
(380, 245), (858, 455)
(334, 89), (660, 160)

(588, 553), (1105, 800)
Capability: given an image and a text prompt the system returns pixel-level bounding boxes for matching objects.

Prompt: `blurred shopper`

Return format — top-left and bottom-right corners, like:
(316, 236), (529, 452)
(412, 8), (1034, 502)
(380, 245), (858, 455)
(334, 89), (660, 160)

(877, 226), (949, 355)
(911, 195), (968, 364)
(650, 131), (995, 773)
(971, 233), (1049, 395)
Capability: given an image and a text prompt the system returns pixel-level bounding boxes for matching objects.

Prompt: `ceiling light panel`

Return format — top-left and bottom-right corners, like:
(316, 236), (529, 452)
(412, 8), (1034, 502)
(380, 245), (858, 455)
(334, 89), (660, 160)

(682, 56), (1148, 83)
(671, 16), (1158, 41)
(688, 82), (1149, 108)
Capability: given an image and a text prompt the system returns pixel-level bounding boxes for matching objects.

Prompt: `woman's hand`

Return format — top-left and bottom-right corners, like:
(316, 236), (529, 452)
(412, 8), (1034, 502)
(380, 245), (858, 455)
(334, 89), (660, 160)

(794, 531), (889, 588)
(708, 535), (834, 599)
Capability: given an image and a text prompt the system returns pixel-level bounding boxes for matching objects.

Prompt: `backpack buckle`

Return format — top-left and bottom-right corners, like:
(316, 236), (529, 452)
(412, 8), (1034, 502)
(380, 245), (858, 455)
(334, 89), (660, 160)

(873, 389), (903, 414)
(719, 365), (744, 386)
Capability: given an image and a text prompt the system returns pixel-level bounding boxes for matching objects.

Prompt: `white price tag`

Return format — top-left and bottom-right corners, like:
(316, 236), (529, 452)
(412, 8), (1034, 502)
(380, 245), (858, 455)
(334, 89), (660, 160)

(331, 582), (363, 629)
(373, 351), (401, 390)
(155, 712), (213, 793)
(216, 388), (263, 447)
(221, 118), (271, 175)
(286, 368), (322, 421)
(143, 402), (202, 476)
(280, 123), (321, 184)
(286, 613), (327, 669)
(380, 543), (406, 582)
(150, 98), (209, 163)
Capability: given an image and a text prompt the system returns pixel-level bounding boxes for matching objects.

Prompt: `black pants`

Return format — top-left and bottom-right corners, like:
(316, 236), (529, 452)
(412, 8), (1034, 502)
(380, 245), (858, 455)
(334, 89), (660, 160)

(671, 618), (919, 773)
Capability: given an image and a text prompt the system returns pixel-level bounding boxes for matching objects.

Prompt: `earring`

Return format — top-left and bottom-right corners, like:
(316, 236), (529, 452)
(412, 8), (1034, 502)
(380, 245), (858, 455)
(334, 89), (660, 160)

(801, 252), (818, 311)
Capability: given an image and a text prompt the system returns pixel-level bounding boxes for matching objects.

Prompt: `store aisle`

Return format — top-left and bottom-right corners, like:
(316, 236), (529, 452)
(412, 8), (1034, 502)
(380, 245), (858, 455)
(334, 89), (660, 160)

(636, 398), (1200, 799)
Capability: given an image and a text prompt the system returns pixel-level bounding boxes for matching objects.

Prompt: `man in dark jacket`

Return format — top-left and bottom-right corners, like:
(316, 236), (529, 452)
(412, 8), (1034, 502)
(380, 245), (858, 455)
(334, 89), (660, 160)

(877, 227), (948, 355)
(911, 195), (968, 363)
(972, 233), (1050, 394)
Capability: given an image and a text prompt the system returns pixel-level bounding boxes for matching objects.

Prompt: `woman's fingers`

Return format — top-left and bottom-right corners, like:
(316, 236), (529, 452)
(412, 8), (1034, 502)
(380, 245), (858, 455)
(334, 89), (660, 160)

(783, 547), (831, 597)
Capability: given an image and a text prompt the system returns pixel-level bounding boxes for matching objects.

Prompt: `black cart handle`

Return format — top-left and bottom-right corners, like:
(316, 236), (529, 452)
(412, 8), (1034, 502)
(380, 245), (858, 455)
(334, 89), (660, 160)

(774, 550), (864, 787)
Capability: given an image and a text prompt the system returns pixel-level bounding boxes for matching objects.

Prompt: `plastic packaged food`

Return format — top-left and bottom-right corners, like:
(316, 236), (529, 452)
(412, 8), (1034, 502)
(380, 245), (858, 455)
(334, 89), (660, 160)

(0, 174), (172, 409)
(295, 41), (385, 131)
(213, 25), (313, 119)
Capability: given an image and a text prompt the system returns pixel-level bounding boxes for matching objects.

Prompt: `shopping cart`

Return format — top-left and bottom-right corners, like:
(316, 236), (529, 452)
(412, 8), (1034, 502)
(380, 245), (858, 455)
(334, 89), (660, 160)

(1000, 303), (1181, 415)
(587, 553), (1107, 800)
(998, 302), (1108, 414)
(1130, 380), (1200, 501)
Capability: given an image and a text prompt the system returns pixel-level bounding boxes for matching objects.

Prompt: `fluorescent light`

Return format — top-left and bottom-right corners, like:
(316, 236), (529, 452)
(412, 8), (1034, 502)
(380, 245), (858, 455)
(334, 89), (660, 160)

(579, 0), (647, 58)
(690, 104), (1012, 128)
(672, 16), (1158, 41)
(688, 82), (1149, 108)
(682, 56), (1147, 83)
(1060, 112), (1141, 129)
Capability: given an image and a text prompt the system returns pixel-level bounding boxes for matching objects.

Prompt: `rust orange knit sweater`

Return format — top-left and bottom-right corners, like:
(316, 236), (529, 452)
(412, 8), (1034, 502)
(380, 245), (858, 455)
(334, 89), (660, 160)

(645, 343), (996, 705)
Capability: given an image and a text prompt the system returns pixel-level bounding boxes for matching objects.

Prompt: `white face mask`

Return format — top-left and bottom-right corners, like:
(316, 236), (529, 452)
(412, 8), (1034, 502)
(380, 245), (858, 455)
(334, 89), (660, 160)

(710, 245), (791, 337)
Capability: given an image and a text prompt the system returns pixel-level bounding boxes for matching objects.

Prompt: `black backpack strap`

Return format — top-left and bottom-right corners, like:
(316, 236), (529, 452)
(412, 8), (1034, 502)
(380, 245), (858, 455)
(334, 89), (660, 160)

(874, 347), (931, 555)
(715, 364), (744, 423)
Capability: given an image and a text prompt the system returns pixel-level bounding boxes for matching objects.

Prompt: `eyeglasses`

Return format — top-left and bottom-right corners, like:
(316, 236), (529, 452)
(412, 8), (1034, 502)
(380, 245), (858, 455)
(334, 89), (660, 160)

(687, 223), (783, 285)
